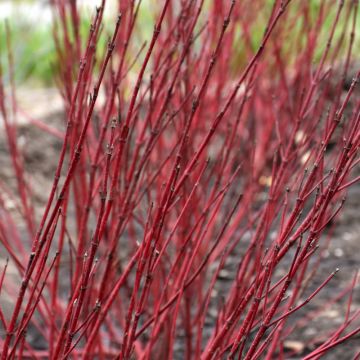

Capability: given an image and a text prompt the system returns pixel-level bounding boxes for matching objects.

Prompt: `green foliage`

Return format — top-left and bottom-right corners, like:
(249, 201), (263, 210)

(0, 19), (55, 86)
(0, 12), (109, 87)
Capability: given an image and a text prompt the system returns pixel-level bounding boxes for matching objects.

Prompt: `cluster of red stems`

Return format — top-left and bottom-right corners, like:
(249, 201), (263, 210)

(0, 0), (359, 358)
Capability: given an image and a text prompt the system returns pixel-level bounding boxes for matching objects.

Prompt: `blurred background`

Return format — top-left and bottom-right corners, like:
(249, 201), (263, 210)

(0, 0), (154, 119)
(0, 0), (145, 86)
(1, 0), (359, 86)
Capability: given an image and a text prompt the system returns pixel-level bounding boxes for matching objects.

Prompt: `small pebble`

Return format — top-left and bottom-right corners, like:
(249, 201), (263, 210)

(334, 248), (344, 257)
